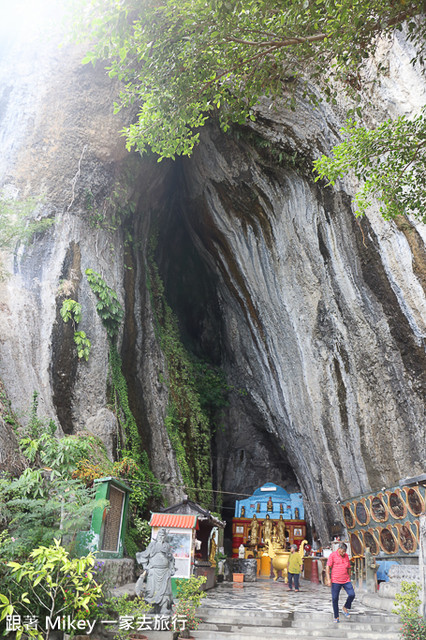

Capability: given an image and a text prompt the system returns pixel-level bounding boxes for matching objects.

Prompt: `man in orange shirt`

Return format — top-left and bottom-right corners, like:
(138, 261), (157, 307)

(325, 542), (355, 623)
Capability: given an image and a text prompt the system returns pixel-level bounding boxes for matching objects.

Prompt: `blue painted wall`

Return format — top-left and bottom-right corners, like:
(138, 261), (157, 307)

(235, 482), (304, 520)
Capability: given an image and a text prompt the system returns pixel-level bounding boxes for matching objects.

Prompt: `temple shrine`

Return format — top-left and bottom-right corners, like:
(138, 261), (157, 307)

(232, 482), (306, 558)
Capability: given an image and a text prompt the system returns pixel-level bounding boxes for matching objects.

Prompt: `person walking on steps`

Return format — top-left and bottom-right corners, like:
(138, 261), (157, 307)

(325, 542), (355, 623)
(287, 544), (303, 591)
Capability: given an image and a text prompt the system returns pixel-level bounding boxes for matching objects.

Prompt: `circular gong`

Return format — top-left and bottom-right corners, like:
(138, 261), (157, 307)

(406, 488), (424, 516)
(343, 505), (355, 528)
(363, 530), (379, 555)
(379, 527), (397, 554)
(388, 491), (406, 519)
(355, 501), (369, 525)
(370, 496), (388, 522)
(350, 532), (363, 556)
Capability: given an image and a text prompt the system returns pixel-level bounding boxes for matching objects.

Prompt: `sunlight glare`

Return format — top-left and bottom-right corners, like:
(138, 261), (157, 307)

(0, 0), (64, 40)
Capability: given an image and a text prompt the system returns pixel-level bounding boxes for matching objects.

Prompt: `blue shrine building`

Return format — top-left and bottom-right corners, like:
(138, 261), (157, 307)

(235, 482), (304, 520)
(232, 482), (306, 557)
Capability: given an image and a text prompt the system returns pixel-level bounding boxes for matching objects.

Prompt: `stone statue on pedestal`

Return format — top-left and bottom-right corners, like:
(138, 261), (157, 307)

(135, 529), (175, 613)
(365, 546), (378, 593)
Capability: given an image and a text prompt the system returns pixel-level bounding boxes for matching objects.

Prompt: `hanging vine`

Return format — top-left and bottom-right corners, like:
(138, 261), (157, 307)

(85, 269), (124, 338)
(147, 240), (228, 507)
(60, 299), (91, 361)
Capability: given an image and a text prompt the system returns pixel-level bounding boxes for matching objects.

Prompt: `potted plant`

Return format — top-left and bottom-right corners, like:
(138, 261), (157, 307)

(174, 575), (207, 639)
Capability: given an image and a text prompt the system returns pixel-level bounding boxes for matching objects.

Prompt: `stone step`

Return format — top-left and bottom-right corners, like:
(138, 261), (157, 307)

(194, 631), (400, 640)
(293, 619), (399, 629)
(199, 614), (399, 633)
(199, 606), (291, 617)
(197, 610), (401, 640)
(199, 610), (291, 627)
(199, 608), (399, 627)
(197, 600), (401, 640)
(292, 611), (399, 624)
(199, 621), (400, 633)
(199, 622), (400, 637)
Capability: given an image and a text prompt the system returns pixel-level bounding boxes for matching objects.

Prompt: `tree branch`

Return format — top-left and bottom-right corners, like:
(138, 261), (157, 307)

(396, 138), (426, 182)
(220, 6), (422, 50)
(222, 33), (327, 48)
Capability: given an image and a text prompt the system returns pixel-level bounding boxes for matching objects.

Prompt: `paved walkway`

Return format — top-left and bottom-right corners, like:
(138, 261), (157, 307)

(116, 578), (396, 639)
(192, 579), (400, 639)
(199, 577), (392, 618)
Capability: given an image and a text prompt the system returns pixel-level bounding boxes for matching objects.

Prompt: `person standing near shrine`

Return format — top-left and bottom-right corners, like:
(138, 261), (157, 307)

(287, 544), (303, 591)
(325, 542), (355, 623)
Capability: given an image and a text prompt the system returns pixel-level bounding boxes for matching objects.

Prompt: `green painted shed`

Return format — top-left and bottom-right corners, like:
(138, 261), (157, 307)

(76, 476), (131, 558)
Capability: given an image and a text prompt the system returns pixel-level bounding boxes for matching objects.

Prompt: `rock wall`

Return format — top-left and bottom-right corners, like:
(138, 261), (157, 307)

(177, 116), (425, 541)
(0, 6), (183, 503)
(0, 8), (424, 540)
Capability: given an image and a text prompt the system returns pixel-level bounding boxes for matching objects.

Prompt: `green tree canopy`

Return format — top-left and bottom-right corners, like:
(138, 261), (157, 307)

(314, 110), (426, 222)
(71, 0), (426, 220)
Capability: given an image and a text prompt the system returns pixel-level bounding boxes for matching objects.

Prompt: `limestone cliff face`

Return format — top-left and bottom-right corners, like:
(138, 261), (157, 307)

(0, 10), (182, 503)
(178, 119), (425, 541)
(0, 11), (424, 540)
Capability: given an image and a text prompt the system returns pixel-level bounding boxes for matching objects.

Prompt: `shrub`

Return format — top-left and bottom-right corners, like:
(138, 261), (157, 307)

(393, 581), (426, 640)
(0, 540), (104, 640)
(103, 594), (152, 640)
(174, 575), (207, 638)
(0, 411), (107, 558)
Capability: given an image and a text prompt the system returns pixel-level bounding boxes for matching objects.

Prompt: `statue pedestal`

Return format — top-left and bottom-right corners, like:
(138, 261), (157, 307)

(194, 560), (216, 590)
(226, 558), (258, 582)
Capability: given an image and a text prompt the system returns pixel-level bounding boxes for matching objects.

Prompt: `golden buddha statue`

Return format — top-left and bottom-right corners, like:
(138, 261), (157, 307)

(249, 514), (260, 546)
(271, 530), (280, 548)
(276, 514), (286, 548)
(262, 514), (273, 544)
(209, 536), (217, 565)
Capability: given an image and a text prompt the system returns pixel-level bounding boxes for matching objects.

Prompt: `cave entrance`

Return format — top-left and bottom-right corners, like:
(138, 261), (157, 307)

(150, 178), (302, 548)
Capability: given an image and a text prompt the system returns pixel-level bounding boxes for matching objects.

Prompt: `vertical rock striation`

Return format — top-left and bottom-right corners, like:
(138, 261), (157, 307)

(177, 92), (425, 539)
(0, 6), (183, 502)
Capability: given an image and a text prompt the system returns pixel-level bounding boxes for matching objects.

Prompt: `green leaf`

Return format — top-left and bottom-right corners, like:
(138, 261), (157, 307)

(68, 0), (426, 179)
